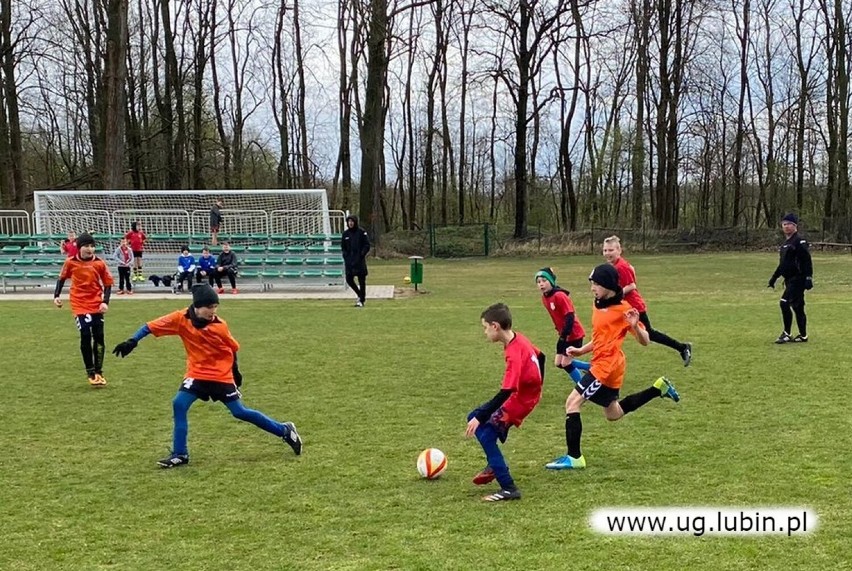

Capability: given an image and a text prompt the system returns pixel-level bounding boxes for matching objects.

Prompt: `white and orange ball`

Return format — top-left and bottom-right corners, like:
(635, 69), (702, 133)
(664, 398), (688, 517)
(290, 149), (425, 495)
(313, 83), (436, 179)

(416, 448), (447, 479)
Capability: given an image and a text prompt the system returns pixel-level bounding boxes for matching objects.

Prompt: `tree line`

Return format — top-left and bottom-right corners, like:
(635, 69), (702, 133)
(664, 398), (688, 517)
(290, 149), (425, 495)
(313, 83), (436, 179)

(0, 0), (849, 239)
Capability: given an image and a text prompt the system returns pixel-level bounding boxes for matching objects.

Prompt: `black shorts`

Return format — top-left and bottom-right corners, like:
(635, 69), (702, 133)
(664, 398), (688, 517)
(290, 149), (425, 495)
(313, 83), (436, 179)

(179, 378), (241, 403)
(556, 337), (584, 355)
(210, 225), (220, 233)
(74, 312), (104, 334)
(132, 250), (143, 259)
(575, 372), (620, 407)
(782, 277), (806, 307)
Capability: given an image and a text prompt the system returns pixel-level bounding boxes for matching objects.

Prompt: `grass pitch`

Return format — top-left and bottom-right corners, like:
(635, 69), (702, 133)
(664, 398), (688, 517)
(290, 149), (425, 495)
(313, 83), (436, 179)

(1, 253), (850, 570)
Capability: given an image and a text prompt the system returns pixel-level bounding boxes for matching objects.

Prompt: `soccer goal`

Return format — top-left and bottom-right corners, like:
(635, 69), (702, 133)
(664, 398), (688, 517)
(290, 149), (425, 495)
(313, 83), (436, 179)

(32, 189), (340, 243)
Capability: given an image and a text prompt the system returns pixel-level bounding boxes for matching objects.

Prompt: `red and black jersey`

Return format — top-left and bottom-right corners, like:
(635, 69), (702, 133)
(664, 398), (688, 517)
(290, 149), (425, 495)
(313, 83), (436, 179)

(541, 286), (585, 341)
(499, 332), (544, 426)
(612, 257), (647, 312)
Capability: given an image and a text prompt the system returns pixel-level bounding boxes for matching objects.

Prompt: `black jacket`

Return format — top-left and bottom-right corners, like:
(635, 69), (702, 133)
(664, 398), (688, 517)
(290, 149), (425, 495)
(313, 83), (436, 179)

(210, 204), (223, 227)
(216, 251), (239, 272)
(770, 233), (812, 283)
(341, 216), (370, 275)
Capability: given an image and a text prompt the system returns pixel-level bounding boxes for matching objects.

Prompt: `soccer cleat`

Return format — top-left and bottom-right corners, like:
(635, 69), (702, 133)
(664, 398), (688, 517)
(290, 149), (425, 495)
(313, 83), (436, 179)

(282, 422), (302, 455)
(654, 376), (680, 402)
(482, 488), (522, 502)
(472, 467), (496, 485)
(217, 288), (225, 294)
(157, 453), (189, 469)
(545, 454), (586, 470)
(775, 332), (792, 344)
(792, 335), (808, 343)
(117, 290), (126, 296)
(680, 342), (693, 367)
(231, 289), (238, 295)
(92, 373), (107, 386)
(354, 301), (363, 308)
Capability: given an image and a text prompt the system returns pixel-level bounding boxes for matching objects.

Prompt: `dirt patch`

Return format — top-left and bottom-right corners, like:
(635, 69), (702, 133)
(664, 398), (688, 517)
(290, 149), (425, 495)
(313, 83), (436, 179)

(394, 286), (429, 298)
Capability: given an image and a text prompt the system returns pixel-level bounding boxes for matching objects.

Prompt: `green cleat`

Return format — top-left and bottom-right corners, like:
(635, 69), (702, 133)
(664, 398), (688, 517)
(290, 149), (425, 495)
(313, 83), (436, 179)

(654, 376), (680, 402)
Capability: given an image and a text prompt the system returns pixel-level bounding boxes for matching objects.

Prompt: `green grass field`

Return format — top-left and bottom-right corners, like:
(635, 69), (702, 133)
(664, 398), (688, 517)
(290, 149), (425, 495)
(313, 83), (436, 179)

(2, 253), (851, 570)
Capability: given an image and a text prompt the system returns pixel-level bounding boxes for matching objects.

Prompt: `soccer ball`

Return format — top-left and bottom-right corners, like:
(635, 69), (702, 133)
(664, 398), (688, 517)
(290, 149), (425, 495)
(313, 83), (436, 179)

(403, 276), (411, 284)
(417, 448), (447, 479)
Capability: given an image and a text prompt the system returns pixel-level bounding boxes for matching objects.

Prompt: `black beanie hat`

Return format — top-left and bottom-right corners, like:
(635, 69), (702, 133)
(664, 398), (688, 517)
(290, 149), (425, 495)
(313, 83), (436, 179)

(782, 212), (799, 225)
(589, 264), (621, 293)
(534, 267), (557, 287)
(192, 284), (220, 308)
(75, 232), (95, 248)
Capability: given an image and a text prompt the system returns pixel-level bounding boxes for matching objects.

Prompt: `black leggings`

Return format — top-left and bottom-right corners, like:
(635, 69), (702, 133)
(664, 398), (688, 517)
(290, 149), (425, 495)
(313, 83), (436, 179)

(346, 273), (366, 302)
(639, 312), (685, 353)
(213, 269), (237, 289)
(80, 319), (105, 375)
(118, 267), (132, 291)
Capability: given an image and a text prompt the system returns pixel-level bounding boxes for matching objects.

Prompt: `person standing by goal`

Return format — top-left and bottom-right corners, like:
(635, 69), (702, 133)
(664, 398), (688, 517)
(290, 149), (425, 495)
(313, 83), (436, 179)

(210, 198), (224, 246)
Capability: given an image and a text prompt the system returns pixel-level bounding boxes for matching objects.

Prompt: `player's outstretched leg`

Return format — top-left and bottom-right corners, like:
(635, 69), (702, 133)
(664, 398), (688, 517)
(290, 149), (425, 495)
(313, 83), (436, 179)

(224, 399), (302, 455)
(475, 423), (520, 501)
(158, 391), (197, 468)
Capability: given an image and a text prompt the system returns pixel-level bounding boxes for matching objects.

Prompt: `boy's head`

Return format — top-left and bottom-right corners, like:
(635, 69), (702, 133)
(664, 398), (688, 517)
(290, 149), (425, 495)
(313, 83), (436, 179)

(120, 237), (128, 246)
(346, 215), (358, 229)
(131, 221), (139, 232)
(480, 303), (512, 342)
(181, 246), (190, 255)
(602, 235), (622, 263)
(216, 198), (224, 206)
(201, 246), (210, 257)
(68, 230), (76, 239)
(76, 233), (96, 258)
(534, 267), (557, 293)
(222, 242), (231, 252)
(589, 264), (621, 299)
(191, 284), (220, 320)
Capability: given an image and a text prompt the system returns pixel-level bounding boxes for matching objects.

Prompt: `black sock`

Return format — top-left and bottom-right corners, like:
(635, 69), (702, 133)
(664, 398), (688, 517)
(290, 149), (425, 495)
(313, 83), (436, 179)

(781, 304), (793, 334)
(793, 306), (807, 337)
(80, 331), (94, 373)
(619, 386), (662, 414)
(565, 413), (582, 458)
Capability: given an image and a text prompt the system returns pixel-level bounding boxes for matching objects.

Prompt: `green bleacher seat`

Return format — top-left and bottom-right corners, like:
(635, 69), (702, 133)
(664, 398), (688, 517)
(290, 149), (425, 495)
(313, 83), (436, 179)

(41, 245), (62, 255)
(289, 234), (309, 241)
(4, 271), (24, 279)
(22, 246), (42, 255)
(188, 245), (205, 254)
(260, 270), (280, 279)
(240, 270), (260, 279)
(326, 245), (341, 253)
(242, 257), (264, 267)
(326, 257), (344, 265)
(209, 245), (223, 255)
(284, 257), (304, 266)
(110, 233), (125, 240)
(24, 271), (46, 279)
(229, 233), (250, 242)
(267, 245), (287, 254)
(227, 245), (245, 254)
(172, 233), (190, 242)
(94, 246), (104, 254)
(308, 234), (328, 241)
(0, 233), (9, 241)
(14, 258), (34, 267)
(270, 233), (289, 242)
(10, 233), (31, 243)
(264, 257), (284, 266)
(191, 233), (209, 242)
(324, 269), (344, 278)
(49, 233), (67, 240)
(307, 245), (326, 253)
(44, 271), (60, 280)
(92, 232), (111, 241)
(32, 233), (50, 241)
(305, 257), (325, 266)
(303, 269), (323, 278)
(1, 245), (21, 255)
(287, 245), (306, 254)
(329, 234), (342, 240)
(282, 270), (301, 278)
(246, 245), (267, 254)
(34, 258), (59, 266)
(149, 233), (171, 241)
(0, 258), (12, 267)
(250, 233), (269, 241)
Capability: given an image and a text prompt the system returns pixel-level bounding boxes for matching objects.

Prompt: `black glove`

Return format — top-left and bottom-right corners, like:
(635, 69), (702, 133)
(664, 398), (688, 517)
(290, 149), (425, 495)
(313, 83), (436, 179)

(805, 277), (813, 290)
(112, 338), (138, 358)
(767, 278), (776, 289)
(232, 353), (243, 387)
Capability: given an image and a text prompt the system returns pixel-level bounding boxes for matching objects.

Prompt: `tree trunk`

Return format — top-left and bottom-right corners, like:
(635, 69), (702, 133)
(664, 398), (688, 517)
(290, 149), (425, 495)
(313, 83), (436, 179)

(101, 0), (128, 190)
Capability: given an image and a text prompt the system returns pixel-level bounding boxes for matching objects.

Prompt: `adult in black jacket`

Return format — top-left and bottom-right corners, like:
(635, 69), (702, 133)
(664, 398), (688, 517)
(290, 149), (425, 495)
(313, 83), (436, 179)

(213, 242), (240, 294)
(341, 215), (370, 307)
(768, 213), (813, 343)
(210, 198), (224, 245)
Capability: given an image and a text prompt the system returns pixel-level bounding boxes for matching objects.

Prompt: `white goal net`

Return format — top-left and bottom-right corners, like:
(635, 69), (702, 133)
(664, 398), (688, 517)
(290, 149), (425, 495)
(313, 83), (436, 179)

(33, 189), (344, 251)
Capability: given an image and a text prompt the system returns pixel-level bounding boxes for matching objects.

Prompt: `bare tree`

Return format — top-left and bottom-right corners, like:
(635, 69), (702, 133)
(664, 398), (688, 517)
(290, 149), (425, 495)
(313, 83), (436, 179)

(101, 0), (128, 190)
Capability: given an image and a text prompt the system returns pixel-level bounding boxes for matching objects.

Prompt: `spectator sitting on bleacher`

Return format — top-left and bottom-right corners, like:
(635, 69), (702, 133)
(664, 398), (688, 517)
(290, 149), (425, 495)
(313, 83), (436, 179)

(213, 242), (239, 294)
(176, 246), (196, 293)
(62, 231), (78, 258)
(196, 247), (216, 286)
(113, 237), (133, 295)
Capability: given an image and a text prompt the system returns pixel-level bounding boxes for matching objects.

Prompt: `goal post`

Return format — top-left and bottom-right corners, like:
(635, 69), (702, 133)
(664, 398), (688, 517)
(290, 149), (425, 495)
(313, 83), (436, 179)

(32, 189), (338, 243)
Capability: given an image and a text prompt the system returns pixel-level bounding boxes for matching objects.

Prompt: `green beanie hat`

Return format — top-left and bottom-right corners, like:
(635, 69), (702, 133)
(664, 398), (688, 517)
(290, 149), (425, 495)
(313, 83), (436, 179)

(534, 267), (557, 287)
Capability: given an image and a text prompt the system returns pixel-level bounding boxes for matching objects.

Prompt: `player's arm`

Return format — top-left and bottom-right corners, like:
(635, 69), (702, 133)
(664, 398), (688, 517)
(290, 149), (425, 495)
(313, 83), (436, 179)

(112, 324), (150, 357)
(53, 278), (66, 307)
(360, 230), (371, 258)
(557, 297), (576, 340)
(625, 308), (650, 345)
(232, 352), (243, 387)
(798, 239), (813, 288)
(567, 340), (592, 356)
(98, 261), (114, 309)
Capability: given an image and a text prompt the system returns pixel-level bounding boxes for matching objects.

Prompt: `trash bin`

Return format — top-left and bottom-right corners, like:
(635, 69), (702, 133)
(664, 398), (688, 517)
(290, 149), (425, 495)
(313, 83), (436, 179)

(408, 256), (424, 290)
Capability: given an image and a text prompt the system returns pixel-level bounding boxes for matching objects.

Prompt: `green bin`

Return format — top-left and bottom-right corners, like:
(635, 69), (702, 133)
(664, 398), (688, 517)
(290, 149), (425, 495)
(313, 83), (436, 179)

(408, 256), (424, 290)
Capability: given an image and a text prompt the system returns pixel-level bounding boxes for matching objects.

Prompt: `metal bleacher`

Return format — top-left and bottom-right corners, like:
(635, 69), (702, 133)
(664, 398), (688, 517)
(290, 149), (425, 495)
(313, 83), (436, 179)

(0, 209), (347, 293)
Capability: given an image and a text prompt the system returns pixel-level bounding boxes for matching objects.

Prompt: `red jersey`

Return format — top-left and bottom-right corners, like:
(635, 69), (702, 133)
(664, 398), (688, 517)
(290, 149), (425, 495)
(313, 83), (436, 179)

(612, 256), (646, 312)
(147, 309), (240, 383)
(499, 332), (543, 426)
(589, 299), (644, 389)
(62, 240), (78, 258)
(541, 287), (585, 341)
(125, 230), (146, 252)
(59, 255), (115, 315)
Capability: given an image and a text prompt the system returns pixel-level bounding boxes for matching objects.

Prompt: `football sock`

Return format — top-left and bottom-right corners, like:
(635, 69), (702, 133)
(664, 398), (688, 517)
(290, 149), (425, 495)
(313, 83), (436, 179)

(92, 321), (105, 373)
(565, 365), (583, 383)
(172, 391), (198, 455)
(225, 399), (285, 437)
(648, 328), (684, 351)
(619, 385), (662, 414)
(781, 303), (793, 334)
(79, 330), (95, 372)
(565, 412), (582, 458)
(793, 306), (807, 337)
(572, 360), (591, 371)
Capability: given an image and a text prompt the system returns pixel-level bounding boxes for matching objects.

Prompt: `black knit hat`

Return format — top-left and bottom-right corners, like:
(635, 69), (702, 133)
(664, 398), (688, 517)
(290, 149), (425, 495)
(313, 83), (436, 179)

(534, 267), (557, 287)
(192, 284), (220, 308)
(589, 264), (621, 293)
(75, 232), (95, 248)
(782, 212), (799, 225)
